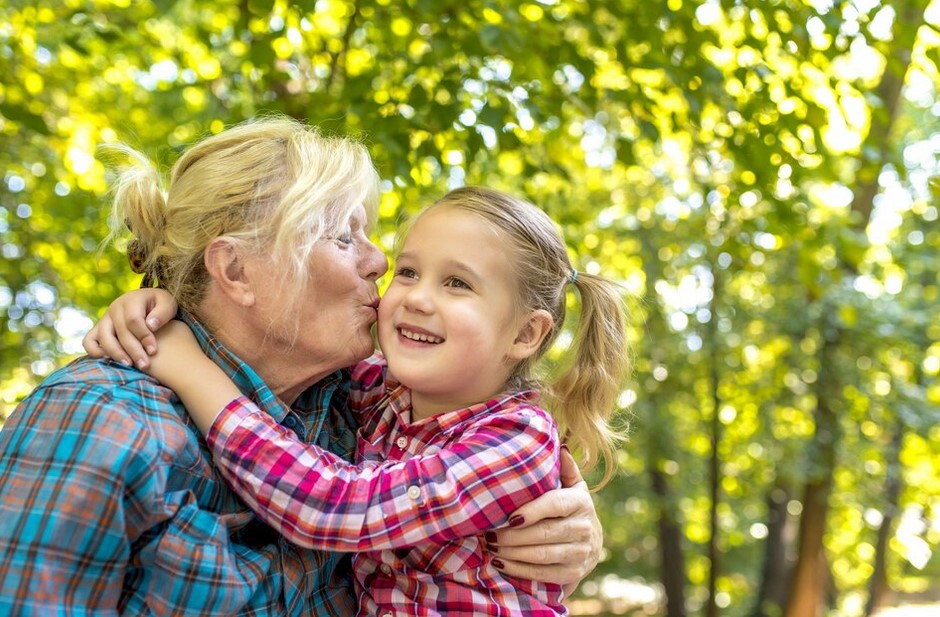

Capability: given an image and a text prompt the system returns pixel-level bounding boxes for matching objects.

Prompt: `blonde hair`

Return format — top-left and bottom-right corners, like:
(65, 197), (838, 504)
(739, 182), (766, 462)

(415, 186), (630, 488)
(104, 116), (379, 337)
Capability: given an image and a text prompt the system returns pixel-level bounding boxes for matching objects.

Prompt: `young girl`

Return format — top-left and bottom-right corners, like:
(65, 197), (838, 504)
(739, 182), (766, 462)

(89, 186), (629, 616)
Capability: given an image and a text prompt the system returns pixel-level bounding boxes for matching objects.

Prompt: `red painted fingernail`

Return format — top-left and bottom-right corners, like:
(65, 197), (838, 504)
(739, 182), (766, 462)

(509, 515), (525, 527)
(492, 559), (505, 569)
(485, 531), (498, 544)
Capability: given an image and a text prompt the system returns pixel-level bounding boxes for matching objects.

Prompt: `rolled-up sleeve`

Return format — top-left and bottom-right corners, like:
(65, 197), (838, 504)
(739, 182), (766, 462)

(207, 397), (560, 552)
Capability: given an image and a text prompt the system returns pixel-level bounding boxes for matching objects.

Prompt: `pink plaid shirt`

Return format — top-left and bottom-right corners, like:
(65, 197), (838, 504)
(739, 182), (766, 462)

(206, 352), (566, 616)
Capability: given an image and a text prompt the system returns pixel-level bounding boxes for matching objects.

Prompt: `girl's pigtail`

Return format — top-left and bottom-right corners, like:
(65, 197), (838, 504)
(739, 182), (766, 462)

(549, 271), (630, 489)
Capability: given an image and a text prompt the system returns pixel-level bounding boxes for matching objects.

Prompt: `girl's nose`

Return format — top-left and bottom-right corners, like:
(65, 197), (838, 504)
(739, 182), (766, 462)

(402, 282), (434, 314)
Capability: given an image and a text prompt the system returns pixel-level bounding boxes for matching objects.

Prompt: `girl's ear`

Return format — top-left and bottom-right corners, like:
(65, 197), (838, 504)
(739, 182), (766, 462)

(508, 309), (553, 361)
(204, 237), (256, 307)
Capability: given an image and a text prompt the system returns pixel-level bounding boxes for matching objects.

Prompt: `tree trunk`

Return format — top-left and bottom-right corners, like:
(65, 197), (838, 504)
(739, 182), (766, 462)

(706, 265), (722, 617)
(849, 0), (923, 223)
(651, 466), (687, 617)
(858, 9), (923, 605)
(752, 485), (793, 617)
(706, 383), (720, 617)
(865, 418), (905, 615)
(638, 234), (687, 617)
(783, 477), (832, 617)
(783, 324), (840, 617)
(784, 5), (924, 615)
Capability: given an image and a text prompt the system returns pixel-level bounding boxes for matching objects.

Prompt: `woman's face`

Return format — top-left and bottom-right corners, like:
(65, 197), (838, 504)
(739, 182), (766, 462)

(301, 204), (387, 368)
(254, 204), (387, 378)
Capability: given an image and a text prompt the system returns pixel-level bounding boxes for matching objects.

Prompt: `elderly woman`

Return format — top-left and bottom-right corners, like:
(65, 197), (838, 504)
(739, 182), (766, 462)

(0, 116), (601, 615)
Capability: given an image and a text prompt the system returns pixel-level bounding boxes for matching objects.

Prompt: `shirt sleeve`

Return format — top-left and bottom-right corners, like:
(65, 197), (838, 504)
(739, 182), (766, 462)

(346, 354), (389, 415)
(0, 380), (160, 614)
(207, 396), (560, 552)
(0, 375), (266, 616)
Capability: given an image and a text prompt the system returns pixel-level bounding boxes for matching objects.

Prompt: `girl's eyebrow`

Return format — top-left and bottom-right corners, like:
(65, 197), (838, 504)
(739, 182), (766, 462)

(394, 251), (482, 280)
(442, 259), (481, 280)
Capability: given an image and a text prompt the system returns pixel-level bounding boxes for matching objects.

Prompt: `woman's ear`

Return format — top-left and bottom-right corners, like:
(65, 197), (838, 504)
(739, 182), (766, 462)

(508, 309), (553, 361)
(204, 237), (256, 307)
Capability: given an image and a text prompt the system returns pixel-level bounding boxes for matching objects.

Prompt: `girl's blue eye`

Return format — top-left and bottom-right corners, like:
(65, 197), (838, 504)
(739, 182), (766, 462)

(446, 277), (471, 290)
(396, 267), (417, 279)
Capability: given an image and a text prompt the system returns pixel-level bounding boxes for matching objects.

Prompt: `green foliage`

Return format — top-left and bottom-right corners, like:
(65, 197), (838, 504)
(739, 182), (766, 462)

(2, 0), (939, 614)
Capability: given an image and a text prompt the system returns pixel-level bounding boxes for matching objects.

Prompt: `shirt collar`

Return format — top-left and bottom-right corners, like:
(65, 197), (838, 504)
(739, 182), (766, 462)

(386, 382), (539, 435)
(179, 310), (292, 423)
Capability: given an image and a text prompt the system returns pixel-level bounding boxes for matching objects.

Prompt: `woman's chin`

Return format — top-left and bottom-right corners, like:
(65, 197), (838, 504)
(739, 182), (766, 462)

(349, 338), (378, 364)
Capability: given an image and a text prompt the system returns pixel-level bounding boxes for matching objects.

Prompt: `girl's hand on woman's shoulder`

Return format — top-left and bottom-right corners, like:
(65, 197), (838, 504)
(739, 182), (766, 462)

(83, 288), (179, 369)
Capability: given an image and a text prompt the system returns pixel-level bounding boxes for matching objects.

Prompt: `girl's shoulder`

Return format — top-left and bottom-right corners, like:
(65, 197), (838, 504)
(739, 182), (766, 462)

(466, 393), (559, 436)
(349, 352), (389, 389)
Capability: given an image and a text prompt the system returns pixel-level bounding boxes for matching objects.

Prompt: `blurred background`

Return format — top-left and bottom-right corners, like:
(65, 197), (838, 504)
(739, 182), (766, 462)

(1, 0), (939, 615)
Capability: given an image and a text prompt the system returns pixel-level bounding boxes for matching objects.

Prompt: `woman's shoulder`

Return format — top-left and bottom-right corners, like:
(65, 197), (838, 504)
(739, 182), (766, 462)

(34, 356), (175, 412)
(7, 356), (202, 475)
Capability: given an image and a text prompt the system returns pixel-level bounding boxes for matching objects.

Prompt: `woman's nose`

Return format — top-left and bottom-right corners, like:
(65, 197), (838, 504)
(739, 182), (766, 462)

(361, 239), (389, 281)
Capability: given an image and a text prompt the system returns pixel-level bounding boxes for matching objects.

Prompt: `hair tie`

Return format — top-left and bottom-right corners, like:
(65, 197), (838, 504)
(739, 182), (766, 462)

(569, 269), (579, 285)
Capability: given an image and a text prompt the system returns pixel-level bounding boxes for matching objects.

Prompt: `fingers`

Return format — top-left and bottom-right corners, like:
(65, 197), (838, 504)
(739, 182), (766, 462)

(82, 325), (105, 358)
(145, 298), (177, 335)
(115, 313), (157, 370)
(492, 508), (594, 548)
(498, 482), (591, 536)
(491, 540), (592, 568)
(488, 520), (598, 588)
(559, 446), (584, 487)
(117, 288), (179, 368)
(490, 550), (590, 587)
(81, 288), (178, 369)
(488, 481), (604, 588)
(84, 313), (133, 366)
(83, 306), (152, 369)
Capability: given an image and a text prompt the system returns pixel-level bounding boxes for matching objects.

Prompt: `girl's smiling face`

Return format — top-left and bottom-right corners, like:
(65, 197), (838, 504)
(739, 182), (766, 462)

(377, 206), (532, 419)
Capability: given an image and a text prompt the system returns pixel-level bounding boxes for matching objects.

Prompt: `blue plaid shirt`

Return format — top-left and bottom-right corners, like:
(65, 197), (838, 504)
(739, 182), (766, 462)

(0, 312), (359, 616)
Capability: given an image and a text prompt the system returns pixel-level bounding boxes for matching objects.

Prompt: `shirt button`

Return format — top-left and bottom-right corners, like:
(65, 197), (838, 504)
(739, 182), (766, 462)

(282, 415), (298, 429)
(407, 485), (421, 500)
(380, 564), (392, 575)
(396, 436), (408, 448)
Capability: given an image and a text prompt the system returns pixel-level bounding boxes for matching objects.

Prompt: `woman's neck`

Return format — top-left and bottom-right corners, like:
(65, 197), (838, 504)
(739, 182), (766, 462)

(209, 322), (335, 407)
(245, 346), (338, 406)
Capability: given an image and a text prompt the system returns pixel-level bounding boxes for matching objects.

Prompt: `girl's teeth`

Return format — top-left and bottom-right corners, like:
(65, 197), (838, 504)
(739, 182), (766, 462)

(401, 329), (442, 344)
